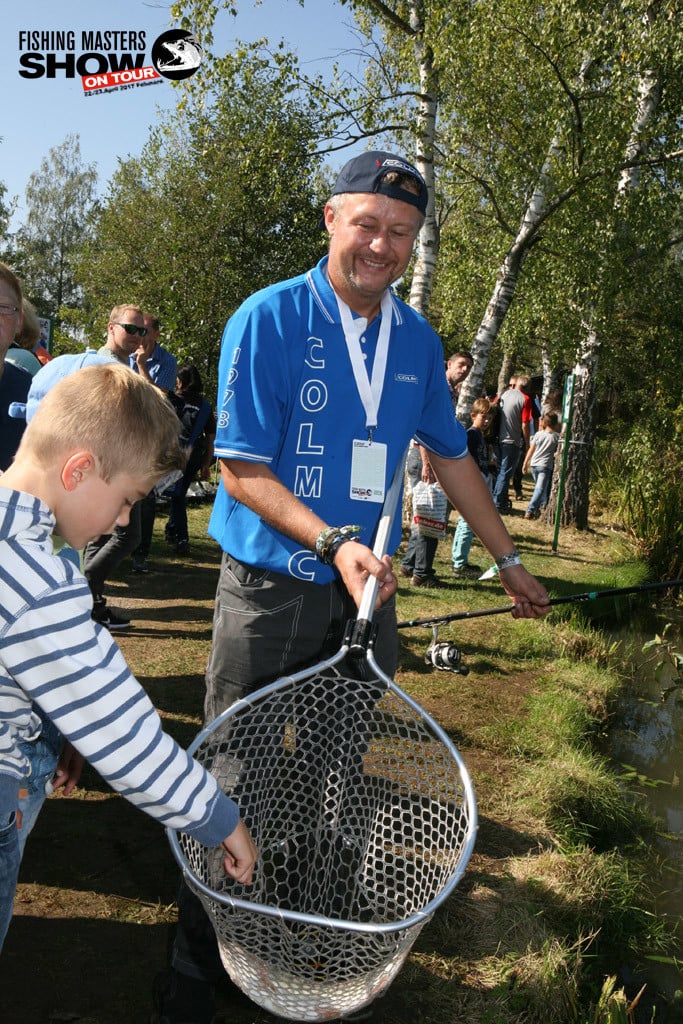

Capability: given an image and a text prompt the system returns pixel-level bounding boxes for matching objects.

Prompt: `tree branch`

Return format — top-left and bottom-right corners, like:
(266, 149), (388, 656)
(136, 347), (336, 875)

(343, 0), (415, 36)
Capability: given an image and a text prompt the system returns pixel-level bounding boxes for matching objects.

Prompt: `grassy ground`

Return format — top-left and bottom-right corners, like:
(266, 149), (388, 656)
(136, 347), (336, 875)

(1, 495), (678, 1023)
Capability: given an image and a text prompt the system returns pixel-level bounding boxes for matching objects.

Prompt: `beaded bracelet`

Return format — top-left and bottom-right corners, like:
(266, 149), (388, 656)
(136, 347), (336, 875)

(315, 525), (362, 565)
(495, 549), (522, 571)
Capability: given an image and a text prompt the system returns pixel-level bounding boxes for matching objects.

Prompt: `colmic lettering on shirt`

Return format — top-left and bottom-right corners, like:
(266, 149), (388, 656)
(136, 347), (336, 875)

(305, 336), (325, 369)
(297, 424), (324, 455)
(288, 549), (317, 581)
(291, 336), (329, 504)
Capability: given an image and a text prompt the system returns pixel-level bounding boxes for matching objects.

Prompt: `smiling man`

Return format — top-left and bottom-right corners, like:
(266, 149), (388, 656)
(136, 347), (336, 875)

(155, 150), (550, 1024)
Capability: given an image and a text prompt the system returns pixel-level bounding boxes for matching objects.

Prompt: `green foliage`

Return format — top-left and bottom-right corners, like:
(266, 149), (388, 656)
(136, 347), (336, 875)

(0, 179), (14, 247)
(592, 975), (654, 1024)
(615, 412), (683, 581)
(10, 133), (98, 320)
(75, 48), (328, 391)
(642, 623), (683, 704)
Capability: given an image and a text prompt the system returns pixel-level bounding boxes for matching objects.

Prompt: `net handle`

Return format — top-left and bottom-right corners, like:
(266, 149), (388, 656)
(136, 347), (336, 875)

(354, 448), (408, 628)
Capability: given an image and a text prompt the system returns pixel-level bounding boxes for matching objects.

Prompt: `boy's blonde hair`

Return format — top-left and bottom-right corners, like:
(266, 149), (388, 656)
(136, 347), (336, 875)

(470, 397), (491, 417)
(21, 363), (186, 482)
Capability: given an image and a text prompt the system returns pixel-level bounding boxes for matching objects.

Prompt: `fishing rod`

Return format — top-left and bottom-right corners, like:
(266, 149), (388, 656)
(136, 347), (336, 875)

(397, 578), (683, 630)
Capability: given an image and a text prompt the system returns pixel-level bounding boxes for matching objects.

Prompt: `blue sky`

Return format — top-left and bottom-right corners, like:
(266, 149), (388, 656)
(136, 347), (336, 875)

(2, 0), (365, 228)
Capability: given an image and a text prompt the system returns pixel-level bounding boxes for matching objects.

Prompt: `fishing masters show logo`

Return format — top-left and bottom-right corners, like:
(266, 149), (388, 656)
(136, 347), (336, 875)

(17, 28), (203, 96)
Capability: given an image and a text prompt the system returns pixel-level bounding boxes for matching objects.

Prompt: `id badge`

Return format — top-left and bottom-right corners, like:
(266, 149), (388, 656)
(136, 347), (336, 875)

(350, 439), (386, 502)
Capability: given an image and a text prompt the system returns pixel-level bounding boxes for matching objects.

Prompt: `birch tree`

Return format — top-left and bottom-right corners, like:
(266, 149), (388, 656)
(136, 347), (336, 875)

(343, 0), (443, 315)
(550, 0), (683, 526)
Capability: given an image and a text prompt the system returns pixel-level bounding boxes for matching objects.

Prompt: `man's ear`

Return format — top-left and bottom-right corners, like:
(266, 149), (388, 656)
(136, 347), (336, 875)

(323, 203), (335, 234)
(61, 451), (97, 492)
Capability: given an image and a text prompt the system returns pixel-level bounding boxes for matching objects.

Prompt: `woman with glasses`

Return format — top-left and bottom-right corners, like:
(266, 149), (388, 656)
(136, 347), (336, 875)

(0, 263), (31, 472)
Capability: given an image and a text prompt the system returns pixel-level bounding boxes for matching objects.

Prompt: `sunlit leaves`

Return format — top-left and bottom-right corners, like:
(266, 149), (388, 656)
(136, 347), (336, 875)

(76, 50), (328, 393)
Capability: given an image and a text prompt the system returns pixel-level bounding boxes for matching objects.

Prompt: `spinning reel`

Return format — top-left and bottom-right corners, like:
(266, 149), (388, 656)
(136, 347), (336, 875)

(424, 625), (469, 675)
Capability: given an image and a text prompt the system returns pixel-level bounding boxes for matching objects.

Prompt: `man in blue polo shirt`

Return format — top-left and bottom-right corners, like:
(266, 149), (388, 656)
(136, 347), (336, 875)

(154, 151), (551, 1024)
(129, 314), (177, 393)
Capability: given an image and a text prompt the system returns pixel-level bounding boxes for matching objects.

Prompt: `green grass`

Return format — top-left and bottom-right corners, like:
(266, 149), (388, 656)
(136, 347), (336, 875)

(9, 498), (677, 1024)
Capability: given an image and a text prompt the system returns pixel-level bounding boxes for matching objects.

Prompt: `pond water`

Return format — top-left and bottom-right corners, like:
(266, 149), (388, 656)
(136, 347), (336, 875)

(607, 606), (683, 997)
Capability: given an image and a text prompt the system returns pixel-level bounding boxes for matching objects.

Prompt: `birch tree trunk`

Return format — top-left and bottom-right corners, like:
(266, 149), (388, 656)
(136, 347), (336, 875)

(406, 0), (439, 317)
(456, 126), (575, 424)
(551, 38), (662, 527)
(456, 53), (596, 424)
(498, 353), (516, 398)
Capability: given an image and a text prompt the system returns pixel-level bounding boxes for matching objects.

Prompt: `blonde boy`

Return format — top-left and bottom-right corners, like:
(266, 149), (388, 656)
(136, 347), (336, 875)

(0, 363), (257, 953)
(522, 411), (560, 519)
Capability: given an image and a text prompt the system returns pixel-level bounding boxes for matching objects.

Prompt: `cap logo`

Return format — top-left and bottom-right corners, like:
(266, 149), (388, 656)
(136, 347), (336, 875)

(330, 150), (428, 216)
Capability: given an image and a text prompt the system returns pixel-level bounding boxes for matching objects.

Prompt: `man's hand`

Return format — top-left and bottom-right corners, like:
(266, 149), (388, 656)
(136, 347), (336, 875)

(333, 542), (398, 609)
(134, 332), (155, 362)
(220, 819), (258, 884)
(498, 564), (551, 618)
(418, 445), (436, 484)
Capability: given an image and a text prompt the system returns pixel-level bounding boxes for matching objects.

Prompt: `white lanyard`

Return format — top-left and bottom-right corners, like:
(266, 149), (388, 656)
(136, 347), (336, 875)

(336, 289), (393, 440)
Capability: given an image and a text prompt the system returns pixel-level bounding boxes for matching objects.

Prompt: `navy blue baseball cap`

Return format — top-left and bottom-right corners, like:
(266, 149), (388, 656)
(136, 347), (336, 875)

(330, 151), (428, 216)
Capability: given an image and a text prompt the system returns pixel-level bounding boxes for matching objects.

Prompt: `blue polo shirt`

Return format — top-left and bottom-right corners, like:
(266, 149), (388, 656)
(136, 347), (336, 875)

(129, 342), (177, 391)
(209, 256), (467, 584)
(0, 362), (31, 471)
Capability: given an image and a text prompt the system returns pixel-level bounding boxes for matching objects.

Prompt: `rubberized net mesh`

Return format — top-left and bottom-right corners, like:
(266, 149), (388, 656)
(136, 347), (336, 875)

(171, 659), (476, 1021)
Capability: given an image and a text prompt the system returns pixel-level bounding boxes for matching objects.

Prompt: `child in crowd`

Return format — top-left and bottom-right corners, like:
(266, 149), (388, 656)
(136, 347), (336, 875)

(0, 362), (257, 952)
(522, 412), (560, 519)
(451, 397), (493, 577)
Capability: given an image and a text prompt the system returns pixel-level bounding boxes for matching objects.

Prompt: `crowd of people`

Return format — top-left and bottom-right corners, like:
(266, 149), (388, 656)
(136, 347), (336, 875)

(2, 303), (216, 630)
(0, 150), (554, 1023)
(400, 366), (561, 586)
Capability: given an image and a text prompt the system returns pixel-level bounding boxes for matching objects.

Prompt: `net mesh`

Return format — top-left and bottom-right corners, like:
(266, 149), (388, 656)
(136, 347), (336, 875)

(172, 660), (475, 1021)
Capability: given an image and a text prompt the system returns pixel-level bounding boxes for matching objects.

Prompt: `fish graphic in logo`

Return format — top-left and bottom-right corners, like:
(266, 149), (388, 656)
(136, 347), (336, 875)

(152, 30), (203, 81)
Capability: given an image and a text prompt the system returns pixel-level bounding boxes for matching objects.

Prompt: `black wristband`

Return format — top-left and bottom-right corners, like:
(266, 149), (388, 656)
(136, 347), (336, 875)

(315, 525), (361, 565)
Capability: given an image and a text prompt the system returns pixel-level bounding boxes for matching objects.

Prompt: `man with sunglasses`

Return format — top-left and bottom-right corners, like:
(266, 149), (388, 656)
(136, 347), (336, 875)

(81, 305), (150, 628)
(130, 315), (177, 394)
(105, 305), (149, 360)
